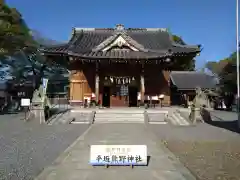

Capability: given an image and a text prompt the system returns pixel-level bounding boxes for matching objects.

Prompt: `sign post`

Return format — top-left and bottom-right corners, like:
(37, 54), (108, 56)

(21, 98), (30, 121)
(41, 78), (49, 124)
(42, 78), (49, 97)
(90, 145), (147, 168)
(236, 0), (240, 130)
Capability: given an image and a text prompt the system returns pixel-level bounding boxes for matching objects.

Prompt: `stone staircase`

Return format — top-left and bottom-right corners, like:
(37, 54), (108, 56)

(167, 111), (190, 126)
(48, 110), (74, 125)
(70, 112), (94, 124)
(48, 109), (94, 125)
(147, 112), (168, 124)
(93, 109), (145, 123)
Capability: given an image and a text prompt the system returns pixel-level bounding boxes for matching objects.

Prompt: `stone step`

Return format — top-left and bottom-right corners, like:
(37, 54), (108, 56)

(148, 121), (168, 124)
(94, 119), (144, 123)
(146, 110), (168, 114)
(94, 115), (144, 119)
(71, 121), (90, 124)
(94, 112), (144, 123)
(95, 114), (144, 118)
(48, 111), (74, 125)
(72, 113), (93, 122)
(96, 110), (145, 114)
(147, 113), (166, 123)
(94, 118), (144, 121)
(148, 113), (166, 119)
(167, 112), (190, 126)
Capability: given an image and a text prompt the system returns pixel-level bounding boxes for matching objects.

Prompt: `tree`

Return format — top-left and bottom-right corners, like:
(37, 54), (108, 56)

(205, 51), (238, 93)
(205, 59), (230, 76)
(0, 1), (60, 93)
(172, 35), (186, 45)
(0, 0), (37, 84)
(0, 1), (36, 56)
(219, 52), (237, 93)
(172, 34), (195, 71)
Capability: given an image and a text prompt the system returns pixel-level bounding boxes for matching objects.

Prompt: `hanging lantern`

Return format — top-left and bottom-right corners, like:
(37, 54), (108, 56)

(110, 77), (113, 83)
(165, 58), (171, 62)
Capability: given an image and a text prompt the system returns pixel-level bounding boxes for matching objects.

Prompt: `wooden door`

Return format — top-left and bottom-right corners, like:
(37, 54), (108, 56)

(70, 70), (92, 102)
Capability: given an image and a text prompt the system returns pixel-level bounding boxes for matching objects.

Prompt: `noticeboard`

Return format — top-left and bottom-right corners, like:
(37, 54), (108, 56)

(21, 98), (30, 107)
(89, 145), (147, 166)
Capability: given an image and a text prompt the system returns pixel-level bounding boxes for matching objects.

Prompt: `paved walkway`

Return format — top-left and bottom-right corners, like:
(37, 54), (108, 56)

(35, 124), (196, 180)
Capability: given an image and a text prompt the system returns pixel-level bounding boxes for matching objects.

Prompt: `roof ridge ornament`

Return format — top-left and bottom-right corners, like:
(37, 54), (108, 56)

(74, 28), (96, 32)
(115, 24), (125, 31)
(146, 28), (167, 32)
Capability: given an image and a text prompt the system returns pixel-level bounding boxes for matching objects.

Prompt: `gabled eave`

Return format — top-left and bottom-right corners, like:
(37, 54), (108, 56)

(92, 32), (148, 52)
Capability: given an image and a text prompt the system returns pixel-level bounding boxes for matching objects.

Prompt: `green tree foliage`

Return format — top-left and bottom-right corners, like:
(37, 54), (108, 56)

(0, 1), (36, 56)
(0, 1), (52, 91)
(206, 51), (238, 93)
(219, 52), (237, 93)
(172, 35), (186, 45)
(205, 59), (229, 76)
(172, 35), (195, 71)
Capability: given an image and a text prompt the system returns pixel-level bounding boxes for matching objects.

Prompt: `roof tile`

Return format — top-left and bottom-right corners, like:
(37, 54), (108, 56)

(42, 26), (201, 59)
(170, 71), (217, 90)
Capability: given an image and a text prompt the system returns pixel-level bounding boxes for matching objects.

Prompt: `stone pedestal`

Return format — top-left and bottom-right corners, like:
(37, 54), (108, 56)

(95, 62), (99, 105)
(95, 74), (99, 105)
(32, 104), (45, 124)
(189, 107), (202, 124)
(140, 75), (145, 105)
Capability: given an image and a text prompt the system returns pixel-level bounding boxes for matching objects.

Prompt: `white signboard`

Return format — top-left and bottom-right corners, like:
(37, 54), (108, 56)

(21, 98), (30, 107)
(90, 145), (147, 166)
(42, 78), (48, 95)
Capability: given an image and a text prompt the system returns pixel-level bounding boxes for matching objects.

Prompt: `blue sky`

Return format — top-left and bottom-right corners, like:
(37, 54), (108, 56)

(6, 0), (237, 69)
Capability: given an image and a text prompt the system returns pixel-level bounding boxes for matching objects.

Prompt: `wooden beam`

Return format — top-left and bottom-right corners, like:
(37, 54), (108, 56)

(140, 61), (145, 104)
(95, 62), (100, 104)
(70, 80), (87, 83)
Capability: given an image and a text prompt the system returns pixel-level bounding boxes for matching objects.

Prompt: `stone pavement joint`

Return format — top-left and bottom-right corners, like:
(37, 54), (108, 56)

(35, 123), (196, 180)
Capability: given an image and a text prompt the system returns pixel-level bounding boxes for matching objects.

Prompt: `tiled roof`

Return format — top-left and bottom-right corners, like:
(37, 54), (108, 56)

(68, 49), (169, 60)
(42, 25), (201, 59)
(170, 71), (217, 90)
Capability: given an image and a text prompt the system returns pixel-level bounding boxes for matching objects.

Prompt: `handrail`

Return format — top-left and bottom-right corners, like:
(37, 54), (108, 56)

(143, 110), (149, 124)
(89, 111), (96, 125)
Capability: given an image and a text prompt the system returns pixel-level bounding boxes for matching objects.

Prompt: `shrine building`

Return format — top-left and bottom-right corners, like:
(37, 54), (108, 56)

(42, 24), (201, 107)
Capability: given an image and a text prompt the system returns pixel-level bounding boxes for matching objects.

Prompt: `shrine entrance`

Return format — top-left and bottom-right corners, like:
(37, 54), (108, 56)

(102, 78), (111, 107)
(128, 86), (138, 107)
(128, 77), (138, 107)
(102, 86), (110, 107)
(102, 76), (139, 107)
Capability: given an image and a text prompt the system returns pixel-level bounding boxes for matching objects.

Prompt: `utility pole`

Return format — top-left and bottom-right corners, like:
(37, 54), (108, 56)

(236, 0), (240, 129)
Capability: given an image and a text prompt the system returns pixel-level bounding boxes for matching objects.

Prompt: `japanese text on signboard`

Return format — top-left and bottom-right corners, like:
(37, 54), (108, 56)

(90, 145), (147, 165)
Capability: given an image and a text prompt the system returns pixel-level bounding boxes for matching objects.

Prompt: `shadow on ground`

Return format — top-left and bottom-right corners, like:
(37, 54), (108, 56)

(201, 108), (240, 134)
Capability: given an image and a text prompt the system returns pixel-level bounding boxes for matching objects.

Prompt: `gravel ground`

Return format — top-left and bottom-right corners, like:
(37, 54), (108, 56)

(164, 140), (240, 180)
(150, 123), (240, 180)
(0, 113), (89, 180)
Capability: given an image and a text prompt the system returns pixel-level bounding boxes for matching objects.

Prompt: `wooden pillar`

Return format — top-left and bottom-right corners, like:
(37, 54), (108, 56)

(95, 62), (99, 104)
(140, 62), (145, 104)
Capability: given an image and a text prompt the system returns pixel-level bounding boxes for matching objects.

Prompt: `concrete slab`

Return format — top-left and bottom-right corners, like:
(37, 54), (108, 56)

(35, 123), (196, 180)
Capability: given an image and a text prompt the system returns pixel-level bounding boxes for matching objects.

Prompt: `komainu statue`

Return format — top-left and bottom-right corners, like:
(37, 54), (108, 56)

(189, 87), (208, 123)
(194, 87), (209, 107)
(30, 84), (51, 123)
